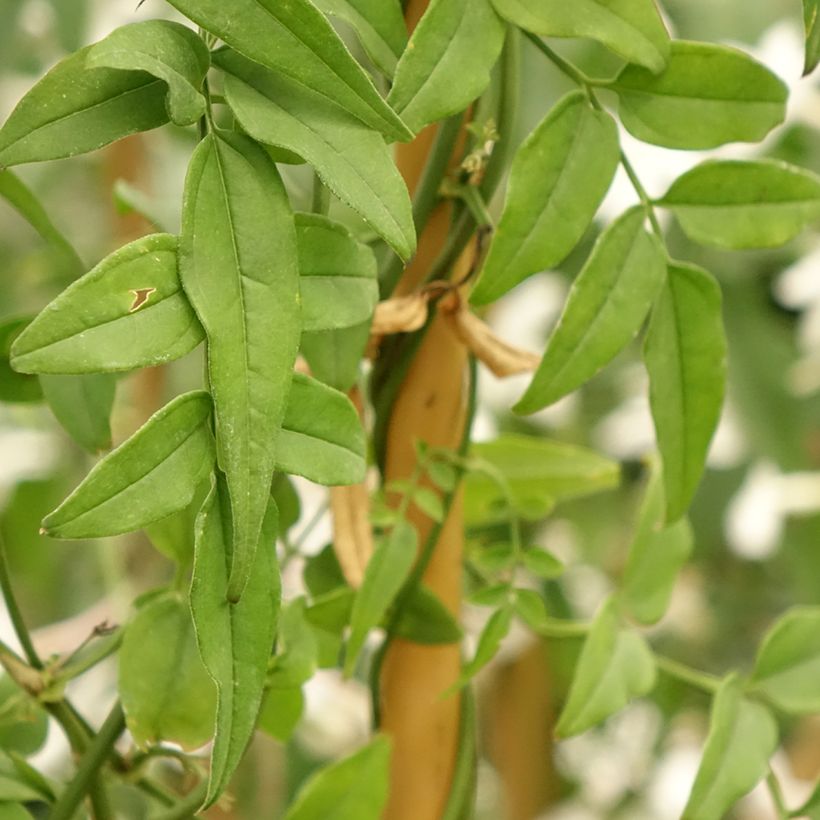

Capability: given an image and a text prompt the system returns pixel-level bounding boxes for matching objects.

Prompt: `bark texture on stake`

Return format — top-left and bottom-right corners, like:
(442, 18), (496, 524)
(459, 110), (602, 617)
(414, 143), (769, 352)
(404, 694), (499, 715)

(379, 2), (473, 816)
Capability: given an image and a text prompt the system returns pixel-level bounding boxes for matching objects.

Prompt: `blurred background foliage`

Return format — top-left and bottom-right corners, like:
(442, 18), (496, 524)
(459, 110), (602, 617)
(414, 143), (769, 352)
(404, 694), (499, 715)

(2, 1), (820, 818)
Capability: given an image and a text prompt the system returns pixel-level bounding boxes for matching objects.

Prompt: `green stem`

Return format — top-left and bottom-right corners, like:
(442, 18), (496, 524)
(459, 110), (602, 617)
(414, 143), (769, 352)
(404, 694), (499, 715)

(654, 655), (721, 693)
(151, 779), (209, 820)
(619, 149), (664, 236)
(50, 702), (126, 820)
(441, 685), (477, 820)
(0, 533), (42, 668)
(523, 31), (596, 88)
(56, 629), (124, 683)
(767, 768), (790, 820)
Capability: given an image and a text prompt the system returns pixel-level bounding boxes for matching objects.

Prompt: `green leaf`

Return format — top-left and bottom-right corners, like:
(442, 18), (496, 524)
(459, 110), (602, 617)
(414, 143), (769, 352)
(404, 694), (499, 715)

(556, 598), (656, 737)
(0, 677), (47, 756)
(272, 473), (301, 535)
(470, 542), (515, 575)
(269, 599), (319, 689)
(278, 373), (366, 486)
(144, 500), (198, 566)
(86, 20), (210, 126)
(427, 461), (458, 492)
(282, 736), (392, 820)
(805, 0), (820, 76)
(217, 50), (414, 259)
(180, 132), (301, 602)
(683, 675), (778, 820)
(469, 583), (510, 608)
(301, 321), (371, 392)
(457, 605), (514, 684)
(471, 92), (620, 305)
(0, 170), (83, 277)
(749, 607), (820, 714)
(258, 686), (304, 743)
(345, 519), (417, 675)
(0, 47), (168, 167)
(465, 434), (620, 525)
(621, 465), (693, 625)
(659, 159), (820, 249)
(40, 374), (116, 453)
(520, 546), (564, 579)
(515, 208), (665, 413)
(393, 584), (462, 644)
(191, 477), (280, 808)
(166, 0), (411, 141)
(643, 263), (726, 523)
(313, 0), (407, 77)
(387, 0), (505, 134)
(492, 0), (669, 73)
(304, 545), (348, 599)
(0, 319), (42, 404)
(42, 391), (214, 538)
(612, 41), (787, 150)
(295, 214), (379, 331)
(11, 234), (203, 375)
(412, 487), (445, 522)
(119, 593), (216, 750)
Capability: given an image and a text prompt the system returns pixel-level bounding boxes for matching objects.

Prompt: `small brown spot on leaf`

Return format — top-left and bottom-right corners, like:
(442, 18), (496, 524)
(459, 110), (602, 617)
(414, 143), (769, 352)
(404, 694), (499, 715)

(129, 287), (157, 313)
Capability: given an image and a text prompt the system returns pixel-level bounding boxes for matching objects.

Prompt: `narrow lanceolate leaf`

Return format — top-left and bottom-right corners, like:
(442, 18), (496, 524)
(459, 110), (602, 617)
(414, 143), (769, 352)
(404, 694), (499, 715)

(749, 607), (820, 714)
(86, 20), (210, 126)
(471, 92), (620, 306)
(683, 675), (778, 820)
(455, 605), (514, 687)
(0, 170), (83, 277)
(119, 594), (216, 750)
(313, 0), (407, 77)
(11, 235), (203, 375)
(516, 208), (665, 413)
(191, 478), (280, 808)
(643, 263), (727, 523)
(283, 736), (391, 820)
(492, 0), (669, 73)
(387, 0), (505, 134)
(217, 50), (415, 259)
(278, 373), (366, 486)
(804, 0), (820, 76)
(659, 160), (820, 249)
(0, 319), (42, 404)
(165, 0), (411, 141)
(0, 47), (168, 167)
(40, 374), (116, 454)
(180, 133), (301, 602)
(345, 519), (417, 675)
(42, 391), (214, 538)
(621, 462), (693, 625)
(556, 598), (656, 738)
(612, 41), (787, 150)
(295, 213), (378, 332)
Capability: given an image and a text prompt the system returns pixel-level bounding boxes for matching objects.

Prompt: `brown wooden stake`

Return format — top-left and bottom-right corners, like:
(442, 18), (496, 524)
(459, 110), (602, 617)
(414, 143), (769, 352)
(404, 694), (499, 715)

(378, 2), (474, 815)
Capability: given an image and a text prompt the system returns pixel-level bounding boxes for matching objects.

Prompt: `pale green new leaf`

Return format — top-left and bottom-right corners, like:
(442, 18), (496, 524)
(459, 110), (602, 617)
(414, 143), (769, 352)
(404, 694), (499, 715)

(313, 0), (407, 77)
(683, 675), (778, 820)
(283, 736), (391, 820)
(387, 0), (505, 134)
(217, 50), (414, 259)
(180, 132), (301, 602)
(345, 519), (417, 674)
(492, 0), (669, 73)
(87, 20), (210, 126)
(40, 374), (116, 453)
(749, 607), (820, 714)
(516, 207), (665, 413)
(166, 0), (411, 141)
(659, 159), (820, 249)
(278, 373), (366, 486)
(471, 92), (620, 306)
(42, 391), (214, 538)
(11, 235), (203, 375)
(621, 463), (693, 625)
(556, 598), (656, 737)
(295, 213), (379, 331)
(191, 478), (280, 808)
(0, 47), (168, 167)
(0, 170), (83, 277)
(643, 263), (727, 523)
(612, 41), (787, 150)
(465, 434), (620, 525)
(119, 594), (216, 750)
(805, 0), (820, 76)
